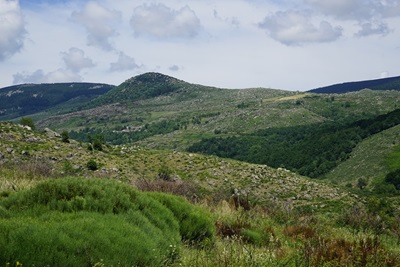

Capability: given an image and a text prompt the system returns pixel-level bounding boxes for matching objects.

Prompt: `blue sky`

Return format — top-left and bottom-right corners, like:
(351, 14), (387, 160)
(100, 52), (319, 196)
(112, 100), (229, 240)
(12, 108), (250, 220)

(1, 0), (400, 91)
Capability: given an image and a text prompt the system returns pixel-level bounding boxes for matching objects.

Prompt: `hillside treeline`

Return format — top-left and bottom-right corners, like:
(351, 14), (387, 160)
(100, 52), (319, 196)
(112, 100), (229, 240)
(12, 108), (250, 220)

(188, 109), (400, 178)
(0, 83), (113, 119)
(309, 75), (400, 93)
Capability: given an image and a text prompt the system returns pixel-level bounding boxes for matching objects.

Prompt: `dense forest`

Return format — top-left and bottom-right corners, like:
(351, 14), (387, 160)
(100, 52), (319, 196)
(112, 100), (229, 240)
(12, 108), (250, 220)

(309, 75), (400, 94)
(0, 83), (114, 119)
(188, 109), (400, 178)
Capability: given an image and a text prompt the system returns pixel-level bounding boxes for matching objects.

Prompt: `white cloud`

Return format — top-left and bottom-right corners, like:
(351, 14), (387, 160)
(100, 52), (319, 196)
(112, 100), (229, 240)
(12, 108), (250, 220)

(110, 52), (141, 72)
(304, 0), (400, 37)
(71, 1), (120, 50)
(355, 22), (390, 37)
(130, 3), (201, 39)
(0, 0), (26, 61)
(169, 65), (180, 71)
(304, 0), (372, 21)
(258, 10), (342, 45)
(62, 47), (95, 72)
(13, 69), (82, 84)
(381, 1), (400, 18)
(306, 0), (400, 21)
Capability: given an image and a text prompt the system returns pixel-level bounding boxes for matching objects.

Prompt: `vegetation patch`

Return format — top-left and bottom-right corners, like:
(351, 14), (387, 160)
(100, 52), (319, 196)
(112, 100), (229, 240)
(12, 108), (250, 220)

(188, 109), (400, 178)
(0, 177), (215, 266)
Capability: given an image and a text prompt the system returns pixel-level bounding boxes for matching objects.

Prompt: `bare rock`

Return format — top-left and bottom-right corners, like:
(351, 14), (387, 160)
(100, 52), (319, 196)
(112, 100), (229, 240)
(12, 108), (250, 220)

(44, 128), (60, 138)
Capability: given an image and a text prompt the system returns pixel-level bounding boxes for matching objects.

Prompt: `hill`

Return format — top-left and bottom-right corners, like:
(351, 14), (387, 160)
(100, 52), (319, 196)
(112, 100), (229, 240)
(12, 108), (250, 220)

(1, 121), (400, 266)
(2, 75), (400, 265)
(2, 73), (400, 184)
(6, 73), (398, 185)
(0, 121), (354, 211)
(308, 75), (400, 94)
(0, 82), (114, 120)
(88, 72), (195, 106)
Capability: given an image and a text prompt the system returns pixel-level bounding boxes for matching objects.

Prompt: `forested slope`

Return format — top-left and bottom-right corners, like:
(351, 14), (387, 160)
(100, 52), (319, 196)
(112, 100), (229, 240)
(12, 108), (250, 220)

(0, 83), (114, 120)
(188, 109), (400, 178)
(309, 75), (400, 94)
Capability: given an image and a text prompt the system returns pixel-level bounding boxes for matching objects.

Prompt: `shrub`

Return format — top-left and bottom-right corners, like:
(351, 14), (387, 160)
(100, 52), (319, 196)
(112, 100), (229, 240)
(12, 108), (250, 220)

(158, 164), (172, 181)
(241, 228), (263, 245)
(146, 192), (215, 245)
(283, 225), (316, 240)
(0, 178), (215, 265)
(0, 212), (165, 266)
(135, 178), (198, 199)
(63, 161), (80, 175)
(19, 160), (53, 178)
(385, 169), (400, 191)
(86, 159), (98, 171)
(61, 131), (70, 143)
(19, 117), (35, 130)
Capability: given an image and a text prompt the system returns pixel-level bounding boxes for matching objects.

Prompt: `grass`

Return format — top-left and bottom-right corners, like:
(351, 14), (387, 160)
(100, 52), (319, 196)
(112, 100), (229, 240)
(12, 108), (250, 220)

(0, 177), (215, 266)
(323, 124), (400, 186)
(385, 144), (400, 171)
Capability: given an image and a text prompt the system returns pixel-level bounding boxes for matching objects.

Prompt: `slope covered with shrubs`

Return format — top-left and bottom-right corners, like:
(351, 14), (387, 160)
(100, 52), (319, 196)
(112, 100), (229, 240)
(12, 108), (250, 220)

(0, 177), (215, 266)
(188, 109), (400, 178)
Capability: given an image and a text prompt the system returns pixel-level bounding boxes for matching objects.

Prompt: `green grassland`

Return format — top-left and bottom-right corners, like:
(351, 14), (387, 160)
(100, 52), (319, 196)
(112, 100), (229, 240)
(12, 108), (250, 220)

(1, 121), (400, 266)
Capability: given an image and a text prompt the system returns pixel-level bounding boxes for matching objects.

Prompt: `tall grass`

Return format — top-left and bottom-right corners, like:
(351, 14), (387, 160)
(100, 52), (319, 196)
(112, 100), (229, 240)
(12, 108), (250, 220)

(147, 192), (215, 245)
(0, 177), (215, 266)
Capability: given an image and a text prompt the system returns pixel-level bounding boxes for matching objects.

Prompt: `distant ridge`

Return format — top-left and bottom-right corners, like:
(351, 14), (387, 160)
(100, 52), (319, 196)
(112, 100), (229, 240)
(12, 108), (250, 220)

(0, 82), (114, 120)
(308, 75), (400, 94)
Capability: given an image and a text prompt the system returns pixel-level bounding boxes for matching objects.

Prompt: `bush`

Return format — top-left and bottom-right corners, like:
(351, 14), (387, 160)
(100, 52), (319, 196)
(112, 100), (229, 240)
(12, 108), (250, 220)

(158, 164), (172, 181)
(135, 178), (198, 199)
(146, 192), (215, 245)
(0, 178), (215, 265)
(19, 160), (52, 178)
(385, 169), (400, 191)
(0, 212), (165, 266)
(19, 117), (35, 130)
(86, 159), (98, 171)
(241, 228), (264, 245)
(61, 131), (70, 143)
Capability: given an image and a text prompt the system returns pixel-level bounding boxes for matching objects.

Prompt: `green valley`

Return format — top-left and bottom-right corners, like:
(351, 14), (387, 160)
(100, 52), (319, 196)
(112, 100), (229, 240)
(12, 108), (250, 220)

(1, 72), (400, 266)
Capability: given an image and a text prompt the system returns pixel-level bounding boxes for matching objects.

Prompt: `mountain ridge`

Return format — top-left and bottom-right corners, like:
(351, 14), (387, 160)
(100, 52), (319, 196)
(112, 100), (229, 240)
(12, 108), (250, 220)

(0, 82), (115, 120)
(308, 75), (400, 94)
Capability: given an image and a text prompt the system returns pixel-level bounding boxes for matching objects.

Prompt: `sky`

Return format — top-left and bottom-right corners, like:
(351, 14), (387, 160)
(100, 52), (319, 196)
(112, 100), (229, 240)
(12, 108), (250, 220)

(1, 0), (400, 91)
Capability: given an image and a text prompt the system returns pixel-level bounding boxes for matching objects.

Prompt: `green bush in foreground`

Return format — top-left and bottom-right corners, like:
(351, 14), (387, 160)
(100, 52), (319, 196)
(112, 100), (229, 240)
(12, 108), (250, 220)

(147, 192), (216, 245)
(0, 177), (215, 266)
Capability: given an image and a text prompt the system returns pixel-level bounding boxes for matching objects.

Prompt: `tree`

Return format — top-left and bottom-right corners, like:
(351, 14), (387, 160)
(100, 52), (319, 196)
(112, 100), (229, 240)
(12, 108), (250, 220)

(87, 133), (104, 151)
(385, 169), (400, 191)
(61, 131), (70, 143)
(19, 117), (35, 130)
(357, 177), (368, 190)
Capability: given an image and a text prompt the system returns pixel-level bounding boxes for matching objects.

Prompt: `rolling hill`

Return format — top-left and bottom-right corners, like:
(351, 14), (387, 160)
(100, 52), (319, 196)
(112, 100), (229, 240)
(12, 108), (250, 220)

(2, 72), (400, 187)
(0, 82), (114, 120)
(308, 75), (400, 94)
(2, 73), (400, 266)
